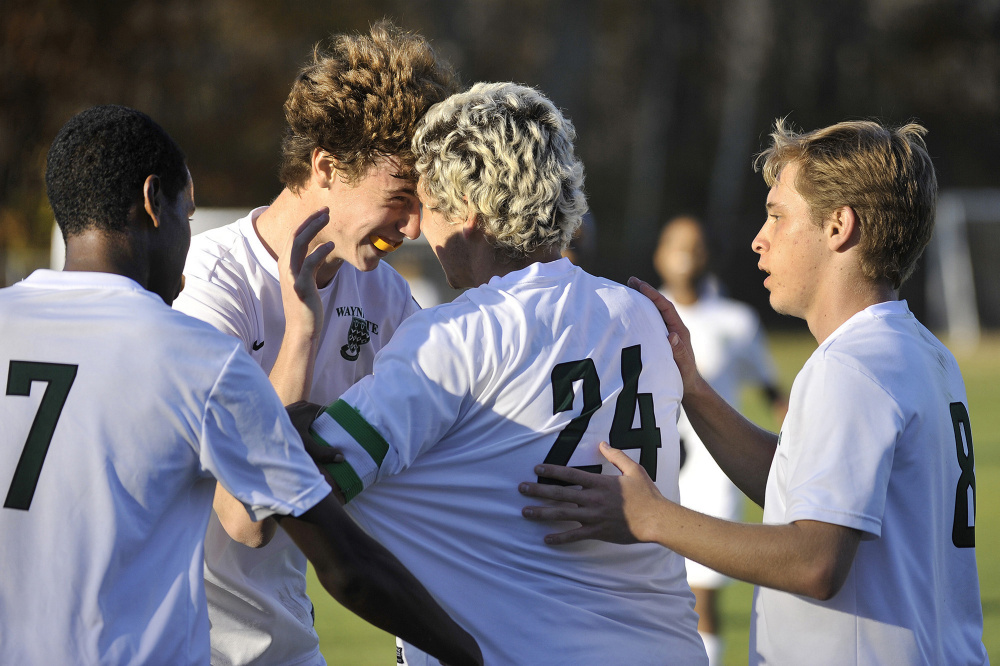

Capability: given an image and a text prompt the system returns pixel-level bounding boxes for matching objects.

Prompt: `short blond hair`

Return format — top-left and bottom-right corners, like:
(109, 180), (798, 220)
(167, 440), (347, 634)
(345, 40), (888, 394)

(756, 118), (937, 289)
(412, 82), (587, 260)
(280, 20), (458, 189)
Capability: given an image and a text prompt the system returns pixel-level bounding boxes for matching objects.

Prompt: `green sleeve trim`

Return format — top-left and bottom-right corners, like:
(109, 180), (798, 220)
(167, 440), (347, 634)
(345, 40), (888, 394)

(324, 461), (364, 503)
(325, 399), (390, 466)
(315, 399), (390, 503)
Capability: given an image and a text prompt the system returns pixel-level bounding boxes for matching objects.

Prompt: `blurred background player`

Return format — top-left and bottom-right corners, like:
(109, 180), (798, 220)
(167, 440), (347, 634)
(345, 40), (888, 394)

(298, 82), (708, 665)
(652, 214), (786, 664)
(0, 104), (480, 666)
(172, 22), (458, 666)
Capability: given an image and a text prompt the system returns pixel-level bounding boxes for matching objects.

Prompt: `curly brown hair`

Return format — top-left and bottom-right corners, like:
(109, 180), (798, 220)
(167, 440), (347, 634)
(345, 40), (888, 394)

(756, 118), (937, 290)
(279, 20), (458, 189)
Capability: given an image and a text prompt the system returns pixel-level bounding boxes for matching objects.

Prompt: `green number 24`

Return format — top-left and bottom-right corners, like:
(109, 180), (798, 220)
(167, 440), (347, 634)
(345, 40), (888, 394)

(4, 361), (78, 511)
(538, 344), (661, 485)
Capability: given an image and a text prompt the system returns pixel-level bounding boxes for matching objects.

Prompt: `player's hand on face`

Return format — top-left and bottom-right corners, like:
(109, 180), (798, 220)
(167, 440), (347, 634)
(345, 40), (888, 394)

(519, 442), (666, 546)
(279, 208), (335, 341)
(627, 276), (700, 395)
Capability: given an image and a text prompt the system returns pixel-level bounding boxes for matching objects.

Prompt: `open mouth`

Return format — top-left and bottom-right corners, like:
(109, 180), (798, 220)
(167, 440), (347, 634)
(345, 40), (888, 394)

(370, 234), (403, 252)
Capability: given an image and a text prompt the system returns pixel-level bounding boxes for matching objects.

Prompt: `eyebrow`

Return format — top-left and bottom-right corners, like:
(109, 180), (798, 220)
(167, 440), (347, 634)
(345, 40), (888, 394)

(388, 183), (417, 196)
(391, 172), (418, 184)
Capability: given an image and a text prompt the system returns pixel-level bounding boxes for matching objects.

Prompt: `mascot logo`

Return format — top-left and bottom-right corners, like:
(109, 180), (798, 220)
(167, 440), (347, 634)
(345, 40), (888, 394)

(340, 316), (371, 361)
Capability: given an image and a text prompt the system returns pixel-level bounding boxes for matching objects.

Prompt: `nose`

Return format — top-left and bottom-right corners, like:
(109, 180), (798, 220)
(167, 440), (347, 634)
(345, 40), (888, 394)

(752, 220), (768, 255)
(399, 199), (422, 240)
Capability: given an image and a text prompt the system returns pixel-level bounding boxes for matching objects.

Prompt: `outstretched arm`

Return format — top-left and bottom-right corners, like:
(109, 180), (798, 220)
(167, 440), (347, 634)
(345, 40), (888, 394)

(520, 442), (861, 601)
(628, 276), (776, 505)
(277, 493), (483, 666)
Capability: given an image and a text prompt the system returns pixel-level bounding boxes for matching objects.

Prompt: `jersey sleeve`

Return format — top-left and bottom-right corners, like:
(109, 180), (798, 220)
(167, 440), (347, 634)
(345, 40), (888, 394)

(173, 255), (257, 354)
(199, 346), (331, 520)
(778, 354), (904, 537)
(308, 309), (472, 501)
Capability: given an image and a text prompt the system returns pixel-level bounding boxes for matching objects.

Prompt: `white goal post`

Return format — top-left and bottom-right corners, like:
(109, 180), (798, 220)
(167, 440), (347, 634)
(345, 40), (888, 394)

(924, 188), (1000, 348)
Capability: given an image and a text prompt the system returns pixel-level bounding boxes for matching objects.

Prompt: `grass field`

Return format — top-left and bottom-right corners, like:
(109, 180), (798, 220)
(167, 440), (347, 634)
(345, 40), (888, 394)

(308, 331), (1000, 665)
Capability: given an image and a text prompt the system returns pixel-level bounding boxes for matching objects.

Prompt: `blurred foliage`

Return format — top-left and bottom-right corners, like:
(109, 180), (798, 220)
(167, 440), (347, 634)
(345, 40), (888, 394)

(2, 0), (999, 323)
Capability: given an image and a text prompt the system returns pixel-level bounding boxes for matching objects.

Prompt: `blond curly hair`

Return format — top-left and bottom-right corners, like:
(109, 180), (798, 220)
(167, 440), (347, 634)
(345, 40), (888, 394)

(413, 82), (587, 260)
(756, 118), (937, 290)
(280, 20), (458, 189)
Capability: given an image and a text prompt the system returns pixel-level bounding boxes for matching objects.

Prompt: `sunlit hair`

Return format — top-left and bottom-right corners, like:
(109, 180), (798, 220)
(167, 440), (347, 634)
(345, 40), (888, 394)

(412, 82), (587, 260)
(279, 20), (458, 189)
(756, 118), (937, 290)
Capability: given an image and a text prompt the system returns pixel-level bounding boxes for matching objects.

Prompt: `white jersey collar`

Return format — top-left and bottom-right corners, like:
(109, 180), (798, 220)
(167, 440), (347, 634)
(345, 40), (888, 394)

(822, 299), (912, 347)
(19, 269), (159, 301)
(239, 206), (346, 296)
(239, 207), (278, 280)
(486, 256), (576, 289)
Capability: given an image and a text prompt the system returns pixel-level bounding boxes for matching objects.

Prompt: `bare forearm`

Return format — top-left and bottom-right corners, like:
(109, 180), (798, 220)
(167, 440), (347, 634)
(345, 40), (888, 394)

(280, 497), (482, 666)
(640, 500), (859, 600)
(683, 377), (777, 506)
(268, 332), (319, 404)
(523, 445), (860, 600)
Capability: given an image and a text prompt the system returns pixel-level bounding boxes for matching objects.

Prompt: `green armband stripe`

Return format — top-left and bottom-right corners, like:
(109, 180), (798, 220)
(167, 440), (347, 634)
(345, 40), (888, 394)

(325, 399), (390, 466)
(323, 461), (364, 503)
(307, 423), (366, 502)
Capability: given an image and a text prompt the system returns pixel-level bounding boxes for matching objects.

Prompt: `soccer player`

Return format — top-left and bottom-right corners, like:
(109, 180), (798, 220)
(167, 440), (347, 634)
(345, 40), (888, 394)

(653, 214), (786, 664)
(0, 105), (481, 666)
(294, 82), (707, 665)
(172, 22), (457, 665)
(520, 119), (989, 665)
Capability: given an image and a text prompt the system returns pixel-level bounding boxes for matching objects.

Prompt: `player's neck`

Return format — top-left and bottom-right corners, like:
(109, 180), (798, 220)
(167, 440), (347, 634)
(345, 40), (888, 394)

(805, 278), (897, 344)
(666, 281), (699, 305)
(476, 246), (564, 286)
(253, 188), (343, 285)
(63, 228), (150, 289)
(253, 188), (299, 260)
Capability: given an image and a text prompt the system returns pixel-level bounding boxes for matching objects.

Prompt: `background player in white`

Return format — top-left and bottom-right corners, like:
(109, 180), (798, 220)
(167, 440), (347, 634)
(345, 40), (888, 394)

(653, 214), (786, 664)
(173, 22), (457, 666)
(294, 82), (707, 665)
(0, 104), (481, 666)
(520, 119), (989, 665)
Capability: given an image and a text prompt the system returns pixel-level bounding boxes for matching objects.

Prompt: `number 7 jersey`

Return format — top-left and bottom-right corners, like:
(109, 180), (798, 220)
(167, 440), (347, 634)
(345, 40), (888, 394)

(311, 258), (707, 665)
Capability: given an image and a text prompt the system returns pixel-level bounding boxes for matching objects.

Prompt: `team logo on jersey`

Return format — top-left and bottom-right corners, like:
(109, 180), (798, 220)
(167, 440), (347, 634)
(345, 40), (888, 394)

(336, 305), (380, 361)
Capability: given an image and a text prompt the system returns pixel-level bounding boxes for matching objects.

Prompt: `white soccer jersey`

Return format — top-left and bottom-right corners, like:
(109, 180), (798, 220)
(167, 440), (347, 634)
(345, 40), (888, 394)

(751, 300), (988, 665)
(174, 207), (418, 666)
(0, 270), (331, 666)
(666, 290), (778, 587)
(312, 258), (707, 665)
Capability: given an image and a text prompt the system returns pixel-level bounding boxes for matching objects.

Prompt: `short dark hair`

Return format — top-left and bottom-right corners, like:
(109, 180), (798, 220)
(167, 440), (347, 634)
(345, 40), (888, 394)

(45, 105), (188, 239)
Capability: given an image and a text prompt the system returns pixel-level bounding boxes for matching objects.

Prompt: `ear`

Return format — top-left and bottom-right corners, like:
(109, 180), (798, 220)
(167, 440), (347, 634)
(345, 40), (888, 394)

(826, 205), (859, 252)
(142, 174), (162, 228)
(311, 148), (336, 189)
(461, 205), (480, 239)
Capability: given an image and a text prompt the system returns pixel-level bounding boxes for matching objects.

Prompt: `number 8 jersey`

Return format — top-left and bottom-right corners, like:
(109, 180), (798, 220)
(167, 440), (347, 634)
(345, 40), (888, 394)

(310, 257), (707, 666)
(753, 300), (988, 665)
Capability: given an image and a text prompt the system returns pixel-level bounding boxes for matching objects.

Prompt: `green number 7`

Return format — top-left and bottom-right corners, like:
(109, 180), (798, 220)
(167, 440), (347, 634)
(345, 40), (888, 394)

(4, 361), (78, 511)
